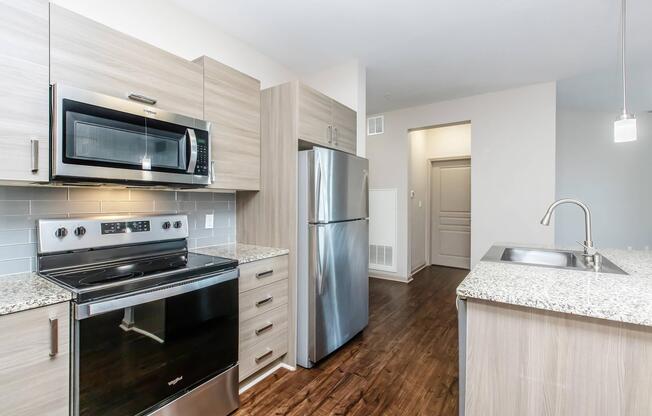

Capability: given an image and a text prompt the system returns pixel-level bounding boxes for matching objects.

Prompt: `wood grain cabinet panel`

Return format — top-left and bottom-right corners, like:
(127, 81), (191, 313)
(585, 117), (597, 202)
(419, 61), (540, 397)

(195, 56), (261, 190)
(332, 100), (357, 154)
(239, 330), (288, 381)
(239, 279), (289, 323)
(298, 84), (334, 147)
(0, 302), (70, 416)
(0, 0), (49, 183)
(50, 5), (203, 119)
(238, 255), (289, 293)
(239, 304), (288, 353)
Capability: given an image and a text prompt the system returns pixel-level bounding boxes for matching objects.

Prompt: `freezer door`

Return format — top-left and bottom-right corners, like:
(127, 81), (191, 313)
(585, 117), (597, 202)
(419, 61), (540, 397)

(309, 148), (369, 223)
(309, 219), (369, 363)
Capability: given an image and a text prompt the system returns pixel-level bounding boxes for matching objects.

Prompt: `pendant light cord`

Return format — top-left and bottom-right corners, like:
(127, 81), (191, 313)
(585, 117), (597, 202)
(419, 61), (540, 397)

(621, 0), (628, 115)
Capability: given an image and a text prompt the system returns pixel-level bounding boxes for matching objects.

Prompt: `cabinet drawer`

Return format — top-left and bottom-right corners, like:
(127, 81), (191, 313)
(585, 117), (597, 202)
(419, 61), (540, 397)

(0, 301), (70, 416)
(239, 329), (288, 381)
(239, 279), (288, 322)
(239, 255), (288, 293)
(239, 304), (288, 352)
(50, 5), (203, 119)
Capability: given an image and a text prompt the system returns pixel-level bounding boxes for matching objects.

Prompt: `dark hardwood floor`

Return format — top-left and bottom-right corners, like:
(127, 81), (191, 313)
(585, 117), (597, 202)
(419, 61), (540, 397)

(236, 265), (467, 416)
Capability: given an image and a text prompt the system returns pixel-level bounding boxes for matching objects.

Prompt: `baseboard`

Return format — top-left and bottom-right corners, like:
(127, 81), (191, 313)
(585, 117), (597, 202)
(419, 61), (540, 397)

(410, 263), (427, 276)
(238, 362), (296, 394)
(369, 271), (412, 283)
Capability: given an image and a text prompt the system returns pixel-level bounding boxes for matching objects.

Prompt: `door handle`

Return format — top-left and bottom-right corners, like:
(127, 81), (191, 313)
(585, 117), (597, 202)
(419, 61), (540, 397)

(255, 296), (273, 307)
(49, 318), (58, 357)
(333, 127), (338, 145)
(256, 270), (274, 279)
(327, 125), (333, 143)
(255, 349), (273, 363)
(186, 129), (198, 174)
(30, 139), (39, 173)
(316, 226), (325, 296)
(315, 157), (322, 221)
(255, 322), (274, 335)
(128, 93), (157, 105)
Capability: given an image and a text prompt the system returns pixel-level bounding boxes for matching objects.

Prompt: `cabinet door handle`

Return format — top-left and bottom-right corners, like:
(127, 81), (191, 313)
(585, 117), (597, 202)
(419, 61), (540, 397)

(327, 125), (332, 143)
(49, 318), (58, 357)
(256, 269), (274, 279)
(255, 349), (273, 363)
(128, 93), (157, 105)
(255, 322), (274, 336)
(255, 296), (273, 307)
(30, 139), (39, 173)
(333, 127), (338, 145)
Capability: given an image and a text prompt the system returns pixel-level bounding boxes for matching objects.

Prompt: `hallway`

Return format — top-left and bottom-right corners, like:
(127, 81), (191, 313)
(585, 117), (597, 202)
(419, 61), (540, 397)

(236, 266), (467, 415)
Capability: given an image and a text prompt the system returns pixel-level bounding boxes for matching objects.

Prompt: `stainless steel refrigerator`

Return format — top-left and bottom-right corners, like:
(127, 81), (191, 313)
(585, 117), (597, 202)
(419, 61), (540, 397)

(297, 147), (369, 368)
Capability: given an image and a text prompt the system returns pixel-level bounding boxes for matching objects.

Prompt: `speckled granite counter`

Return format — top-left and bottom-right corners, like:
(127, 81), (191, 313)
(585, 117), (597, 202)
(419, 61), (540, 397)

(0, 272), (72, 316)
(191, 243), (289, 264)
(457, 247), (652, 327)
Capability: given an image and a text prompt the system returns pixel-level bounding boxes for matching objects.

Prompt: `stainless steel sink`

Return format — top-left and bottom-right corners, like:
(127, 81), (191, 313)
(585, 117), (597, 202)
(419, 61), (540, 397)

(483, 246), (628, 275)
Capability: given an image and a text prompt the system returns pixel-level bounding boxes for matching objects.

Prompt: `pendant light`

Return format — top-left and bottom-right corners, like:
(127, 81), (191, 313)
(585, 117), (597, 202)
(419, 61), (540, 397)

(614, 0), (637, 142)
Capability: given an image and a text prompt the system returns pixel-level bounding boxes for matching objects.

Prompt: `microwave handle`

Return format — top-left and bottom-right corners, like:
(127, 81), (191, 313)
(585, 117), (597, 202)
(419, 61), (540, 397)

(186, 129), (198, 174)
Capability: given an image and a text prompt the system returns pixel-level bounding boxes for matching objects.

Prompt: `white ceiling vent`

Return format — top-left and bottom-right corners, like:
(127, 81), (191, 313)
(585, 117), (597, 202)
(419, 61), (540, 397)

(367, 115), (384, 136)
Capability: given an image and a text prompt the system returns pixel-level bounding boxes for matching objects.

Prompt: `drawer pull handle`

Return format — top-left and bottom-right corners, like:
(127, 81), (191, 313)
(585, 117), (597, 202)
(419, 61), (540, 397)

(255, 349), (273, 363)
(128, 93), (157, 105)
(256, 270), (274, 279)
(255, 322), (274, 335)
(255, 296), (273, 307)
(49, 318), (58, 357)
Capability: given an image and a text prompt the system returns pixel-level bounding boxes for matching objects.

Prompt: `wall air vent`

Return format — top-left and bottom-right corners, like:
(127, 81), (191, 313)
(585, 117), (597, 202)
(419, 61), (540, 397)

(367, 115), (384, 135)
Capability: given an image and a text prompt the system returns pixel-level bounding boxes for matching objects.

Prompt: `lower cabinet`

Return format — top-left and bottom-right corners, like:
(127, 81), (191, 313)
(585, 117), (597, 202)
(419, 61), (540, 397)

(0, 302), (70, 416)
(238, 254), (289, 381)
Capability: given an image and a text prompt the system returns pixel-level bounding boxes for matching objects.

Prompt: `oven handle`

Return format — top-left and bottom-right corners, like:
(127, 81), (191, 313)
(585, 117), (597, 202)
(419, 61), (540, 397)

(74, 268), (239, 320)
(186, 128), (198, 174)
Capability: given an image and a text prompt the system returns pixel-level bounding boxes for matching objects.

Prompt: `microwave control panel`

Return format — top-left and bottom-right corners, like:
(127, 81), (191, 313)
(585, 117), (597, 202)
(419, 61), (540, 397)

(195, 138), (209, 176)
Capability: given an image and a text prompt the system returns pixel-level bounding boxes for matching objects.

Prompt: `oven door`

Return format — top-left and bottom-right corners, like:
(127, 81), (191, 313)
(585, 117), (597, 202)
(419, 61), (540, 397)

(72, 271), (238, 416)
(52, 84), (210, 186)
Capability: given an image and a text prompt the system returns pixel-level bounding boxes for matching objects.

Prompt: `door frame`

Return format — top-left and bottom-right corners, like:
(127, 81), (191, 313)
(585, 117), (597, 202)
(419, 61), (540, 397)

(425, 156), (471, 267)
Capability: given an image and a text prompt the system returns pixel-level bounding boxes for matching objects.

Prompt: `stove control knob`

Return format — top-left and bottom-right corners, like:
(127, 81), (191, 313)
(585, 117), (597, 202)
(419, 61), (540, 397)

(173, 220), (183, 229)
(162, 221), (172, 230)
(74, 226), (86, 237)
(54, 227), (68, 239)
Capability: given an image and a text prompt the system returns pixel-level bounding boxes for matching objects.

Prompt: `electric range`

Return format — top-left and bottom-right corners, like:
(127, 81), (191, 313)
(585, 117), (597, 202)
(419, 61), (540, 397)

(37, 214), (240, 416)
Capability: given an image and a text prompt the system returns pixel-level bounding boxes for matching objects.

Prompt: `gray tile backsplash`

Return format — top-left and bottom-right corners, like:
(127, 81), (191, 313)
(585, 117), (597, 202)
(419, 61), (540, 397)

(0, 186), (236, 275)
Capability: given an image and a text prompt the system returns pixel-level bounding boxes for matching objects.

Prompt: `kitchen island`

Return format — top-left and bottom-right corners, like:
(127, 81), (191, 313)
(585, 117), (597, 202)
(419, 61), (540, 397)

(456, 246), (652, 416)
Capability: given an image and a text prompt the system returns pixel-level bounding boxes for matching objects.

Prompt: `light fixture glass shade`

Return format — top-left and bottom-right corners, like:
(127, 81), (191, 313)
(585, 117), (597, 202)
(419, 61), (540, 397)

(614, 117), (637, 142)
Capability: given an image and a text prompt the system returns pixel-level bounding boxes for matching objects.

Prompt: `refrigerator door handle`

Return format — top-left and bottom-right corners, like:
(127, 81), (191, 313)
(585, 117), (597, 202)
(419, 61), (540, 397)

(315, 158), (322, 222)
(316, 226), (325, 296)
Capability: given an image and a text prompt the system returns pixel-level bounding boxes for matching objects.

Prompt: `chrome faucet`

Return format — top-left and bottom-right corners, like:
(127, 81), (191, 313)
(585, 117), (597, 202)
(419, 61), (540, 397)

(540, 199), (595, 255)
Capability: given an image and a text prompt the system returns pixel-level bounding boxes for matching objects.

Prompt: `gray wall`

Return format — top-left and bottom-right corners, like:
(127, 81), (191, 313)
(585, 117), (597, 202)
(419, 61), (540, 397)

(555, 109), (652, 249)
(0, 186), (235, 275)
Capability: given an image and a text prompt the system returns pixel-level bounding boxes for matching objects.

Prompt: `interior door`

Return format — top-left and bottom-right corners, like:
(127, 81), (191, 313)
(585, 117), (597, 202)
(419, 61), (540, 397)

(430, 159), (471, 269)
(309, 220), (369, 363)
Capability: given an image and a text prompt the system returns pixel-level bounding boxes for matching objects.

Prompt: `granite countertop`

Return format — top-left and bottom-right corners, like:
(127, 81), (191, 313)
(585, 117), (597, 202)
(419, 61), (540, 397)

(457, 247), (652, 327)
(191, 243), (289, 264)
(0, 272), (72, 316)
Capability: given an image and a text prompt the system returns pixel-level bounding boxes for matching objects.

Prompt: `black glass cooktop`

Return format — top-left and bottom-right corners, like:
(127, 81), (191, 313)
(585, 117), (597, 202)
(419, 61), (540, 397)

(41, 252), (238, 303)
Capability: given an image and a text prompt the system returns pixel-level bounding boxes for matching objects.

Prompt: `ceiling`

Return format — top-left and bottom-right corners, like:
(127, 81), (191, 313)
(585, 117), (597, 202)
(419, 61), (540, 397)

(172, 0), (652, 114)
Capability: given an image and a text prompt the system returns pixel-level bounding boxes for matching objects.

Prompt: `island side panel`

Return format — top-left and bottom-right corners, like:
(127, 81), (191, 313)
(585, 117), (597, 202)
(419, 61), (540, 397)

(465, 299), (652, 416)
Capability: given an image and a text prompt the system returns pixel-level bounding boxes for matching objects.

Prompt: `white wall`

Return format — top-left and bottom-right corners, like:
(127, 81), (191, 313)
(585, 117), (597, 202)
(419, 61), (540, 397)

(367, 82), (556, 281)
(301, 60), (367, 156)
(556, 109), (652, 249)
(408, 124), (471, 271)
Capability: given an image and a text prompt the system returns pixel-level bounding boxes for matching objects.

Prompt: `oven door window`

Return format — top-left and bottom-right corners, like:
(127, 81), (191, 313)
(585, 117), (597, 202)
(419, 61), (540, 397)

(63, 99), (189, 173)
(76, 278), (238, 416)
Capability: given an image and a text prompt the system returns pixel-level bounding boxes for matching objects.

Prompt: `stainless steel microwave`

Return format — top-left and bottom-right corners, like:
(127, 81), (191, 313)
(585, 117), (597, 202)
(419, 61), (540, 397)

(51, 84), (211, 186)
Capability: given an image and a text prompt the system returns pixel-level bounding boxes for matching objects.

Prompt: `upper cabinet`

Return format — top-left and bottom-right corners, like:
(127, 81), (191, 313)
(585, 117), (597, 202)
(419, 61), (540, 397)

(50, 5), (203, 119)
(196, 56), (261, 191)
(0, 0), (50, 183)
(297, 84), (357, 155)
